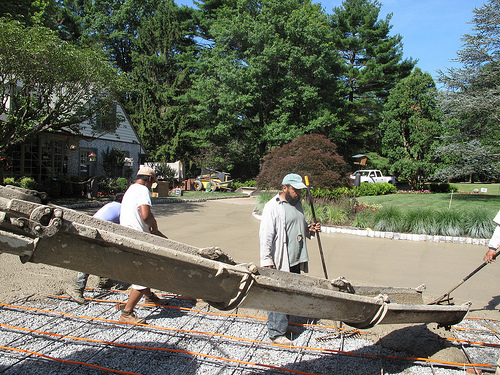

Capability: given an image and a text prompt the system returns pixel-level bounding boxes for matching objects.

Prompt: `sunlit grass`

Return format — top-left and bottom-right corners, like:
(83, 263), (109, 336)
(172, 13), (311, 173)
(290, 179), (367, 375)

(358, 192), (500, 218)
(254, 192), (498, 239)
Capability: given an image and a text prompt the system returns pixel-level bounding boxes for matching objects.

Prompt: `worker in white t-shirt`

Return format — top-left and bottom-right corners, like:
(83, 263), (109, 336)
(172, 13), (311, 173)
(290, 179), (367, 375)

(118, 166), (168, 324)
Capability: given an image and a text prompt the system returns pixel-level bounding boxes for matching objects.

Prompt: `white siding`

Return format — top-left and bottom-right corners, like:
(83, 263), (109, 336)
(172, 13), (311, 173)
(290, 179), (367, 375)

(78, 104), (141, 144)
(68, 103), (145, 178)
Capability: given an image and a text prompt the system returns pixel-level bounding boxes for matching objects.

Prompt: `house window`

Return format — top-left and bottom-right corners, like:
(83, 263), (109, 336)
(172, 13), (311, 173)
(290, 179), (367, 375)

(41, 139), (63, 177)
(9, 149), (22, 176)
(5, 140), (37, 178)
(24, 140), (39, 177)
(6, 137), (64, 180)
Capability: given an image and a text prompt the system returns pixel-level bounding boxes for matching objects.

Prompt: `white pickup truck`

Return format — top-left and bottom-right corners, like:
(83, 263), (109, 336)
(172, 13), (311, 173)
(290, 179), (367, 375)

(350, 170), (396, 185)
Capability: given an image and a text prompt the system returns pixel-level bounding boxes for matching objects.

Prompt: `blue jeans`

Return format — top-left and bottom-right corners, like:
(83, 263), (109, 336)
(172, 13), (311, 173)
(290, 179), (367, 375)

(75, 272), (89, 290)
(267, 264), (301, 339)
(267, 311), (290, 339)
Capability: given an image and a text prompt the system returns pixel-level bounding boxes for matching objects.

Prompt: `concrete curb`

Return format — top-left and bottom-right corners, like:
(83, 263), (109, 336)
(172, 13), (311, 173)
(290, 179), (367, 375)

(251, 212), (489, 246)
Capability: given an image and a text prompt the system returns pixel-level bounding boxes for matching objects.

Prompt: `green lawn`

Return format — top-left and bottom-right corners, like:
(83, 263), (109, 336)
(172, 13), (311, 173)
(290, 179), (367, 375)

(357, 191), (500, 219)
(453, 182), (500, 195)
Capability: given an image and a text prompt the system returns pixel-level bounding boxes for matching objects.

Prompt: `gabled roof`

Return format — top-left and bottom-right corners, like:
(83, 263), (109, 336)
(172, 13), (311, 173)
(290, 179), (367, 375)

(78, 104), (143, 147)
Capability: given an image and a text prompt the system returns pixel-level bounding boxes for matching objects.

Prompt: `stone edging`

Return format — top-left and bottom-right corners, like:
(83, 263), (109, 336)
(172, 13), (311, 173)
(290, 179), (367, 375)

(251, 212), (489, 246)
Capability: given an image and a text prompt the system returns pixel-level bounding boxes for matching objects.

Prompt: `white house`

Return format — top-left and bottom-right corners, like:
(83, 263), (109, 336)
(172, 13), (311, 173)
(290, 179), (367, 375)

(69, 104), (145, 179)
(5, 103), (145, 182)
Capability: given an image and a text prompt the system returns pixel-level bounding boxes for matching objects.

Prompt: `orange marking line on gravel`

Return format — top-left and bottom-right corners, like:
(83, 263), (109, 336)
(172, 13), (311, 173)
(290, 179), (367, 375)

(0, 303), (494, 372)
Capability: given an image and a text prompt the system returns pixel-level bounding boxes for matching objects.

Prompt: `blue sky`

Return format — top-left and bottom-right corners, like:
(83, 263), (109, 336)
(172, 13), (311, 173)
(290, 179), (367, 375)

(175, 0), (485, 82)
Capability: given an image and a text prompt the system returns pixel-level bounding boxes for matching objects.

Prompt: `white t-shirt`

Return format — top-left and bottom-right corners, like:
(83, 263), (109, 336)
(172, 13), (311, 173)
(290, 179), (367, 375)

(93, 201), (121, 223)
(120, 183), (151, 233)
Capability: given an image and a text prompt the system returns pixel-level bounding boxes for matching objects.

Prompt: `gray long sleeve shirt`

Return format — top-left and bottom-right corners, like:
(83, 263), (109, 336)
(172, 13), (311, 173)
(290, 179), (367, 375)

(259, 193), (310, 272)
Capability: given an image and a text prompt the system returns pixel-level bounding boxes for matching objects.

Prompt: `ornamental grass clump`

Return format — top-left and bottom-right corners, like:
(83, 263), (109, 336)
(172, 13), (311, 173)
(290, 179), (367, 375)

(373, 207), (405, 232)
(255, 193), (275, 215)
(436, 210), (464, 237)
(321, 203), (350, 226)
(464, 209), (495, 239)
(352, 210), (374, 229)
(300, 197), (351, 226)
(405, 209), (439, 235)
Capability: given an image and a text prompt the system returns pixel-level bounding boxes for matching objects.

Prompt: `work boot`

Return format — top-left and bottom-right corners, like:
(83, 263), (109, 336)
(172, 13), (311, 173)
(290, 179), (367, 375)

(97, 277), (114, 289)
(271, 335), (292, 346)
(66, 286), (86, 304)
(115, 303), (125, 311)
(144, 292), (168, 306)
(120, 310), (146, 324)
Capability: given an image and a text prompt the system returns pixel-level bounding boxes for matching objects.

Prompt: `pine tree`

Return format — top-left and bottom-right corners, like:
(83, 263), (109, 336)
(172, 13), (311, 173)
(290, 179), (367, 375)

(129, 0), (199, 163)
(191, 0), (346, 178)
(330, 0), (416, 156)
(380, 68), (442, 190)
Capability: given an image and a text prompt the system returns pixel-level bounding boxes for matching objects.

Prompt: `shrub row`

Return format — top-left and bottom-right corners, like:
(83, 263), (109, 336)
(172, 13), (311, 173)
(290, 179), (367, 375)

(231, 179), (256, 191)
(426, 183), (459, 193)
(98, 177), (129, 196)
(311, 182), (397, 200)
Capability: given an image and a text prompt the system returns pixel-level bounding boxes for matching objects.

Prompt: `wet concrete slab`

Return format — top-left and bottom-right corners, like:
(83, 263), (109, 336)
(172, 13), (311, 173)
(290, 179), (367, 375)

(154, 197), (500, 312)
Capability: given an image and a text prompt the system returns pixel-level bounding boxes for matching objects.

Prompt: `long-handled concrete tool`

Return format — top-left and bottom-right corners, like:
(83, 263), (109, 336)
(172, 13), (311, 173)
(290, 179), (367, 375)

(304, 176), (328, 279)
(429, 248), (500, 305)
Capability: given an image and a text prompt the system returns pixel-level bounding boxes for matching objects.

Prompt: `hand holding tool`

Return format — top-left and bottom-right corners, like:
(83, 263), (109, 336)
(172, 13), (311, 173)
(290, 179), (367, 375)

(429, 248), (500, 305)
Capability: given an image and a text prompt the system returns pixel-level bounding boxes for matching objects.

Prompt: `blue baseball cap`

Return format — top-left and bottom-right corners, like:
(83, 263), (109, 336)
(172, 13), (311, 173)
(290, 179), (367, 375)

(282, 173), (307, 189)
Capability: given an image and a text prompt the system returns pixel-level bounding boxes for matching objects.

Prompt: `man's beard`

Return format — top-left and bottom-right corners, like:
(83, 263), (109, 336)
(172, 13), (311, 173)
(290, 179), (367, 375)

(285, 191), (300, 206)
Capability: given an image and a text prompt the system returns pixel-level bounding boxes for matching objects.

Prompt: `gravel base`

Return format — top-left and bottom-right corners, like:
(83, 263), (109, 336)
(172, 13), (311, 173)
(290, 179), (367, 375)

(0, 288), (497, 375)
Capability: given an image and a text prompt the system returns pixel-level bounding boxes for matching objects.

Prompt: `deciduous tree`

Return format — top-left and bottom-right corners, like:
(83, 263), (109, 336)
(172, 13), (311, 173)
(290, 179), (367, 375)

(256, 134), (348, 189)
(191, 0), (346, 177)
(433, 140), (499, 182)
(0, 0), (57, 28)
(438, 0), (500, 142)
(436, 0), (500, 181)
(0, 20), (120, 158)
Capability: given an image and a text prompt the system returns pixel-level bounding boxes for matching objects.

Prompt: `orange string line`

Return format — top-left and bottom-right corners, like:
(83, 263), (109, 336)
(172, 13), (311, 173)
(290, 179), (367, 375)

(0, 303), (494, 371)
(0, 345), (142, 375)
(0, 324), (326, 375)
(54, 295), (500, 344)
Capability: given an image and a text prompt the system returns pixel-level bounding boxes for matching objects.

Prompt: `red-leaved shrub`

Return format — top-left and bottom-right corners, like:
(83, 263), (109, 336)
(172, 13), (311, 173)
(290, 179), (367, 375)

(255, 134), (349, 189)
